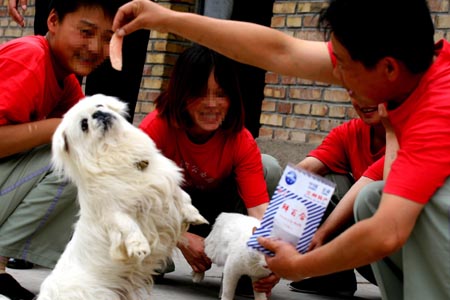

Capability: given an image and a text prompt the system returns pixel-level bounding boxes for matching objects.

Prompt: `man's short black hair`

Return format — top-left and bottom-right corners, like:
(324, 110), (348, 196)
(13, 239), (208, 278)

(50, 0), (122, 21)
(319, 0), (435, 73)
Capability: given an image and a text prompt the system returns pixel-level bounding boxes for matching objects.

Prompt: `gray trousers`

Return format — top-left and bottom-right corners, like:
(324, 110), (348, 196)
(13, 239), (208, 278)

(261, 154), (283, 200)
(354, 180), (450, 300)
(323, 174), (376, 284)
(0, 144), (78, 268)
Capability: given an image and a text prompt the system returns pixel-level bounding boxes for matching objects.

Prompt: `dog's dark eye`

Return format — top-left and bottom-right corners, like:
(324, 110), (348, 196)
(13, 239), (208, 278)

(81, 118), (89, 132)
(96, 104), (104, 108)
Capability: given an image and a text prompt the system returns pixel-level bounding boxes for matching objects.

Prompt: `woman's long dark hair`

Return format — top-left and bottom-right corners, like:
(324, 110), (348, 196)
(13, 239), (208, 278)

(156, 45), (245, 134)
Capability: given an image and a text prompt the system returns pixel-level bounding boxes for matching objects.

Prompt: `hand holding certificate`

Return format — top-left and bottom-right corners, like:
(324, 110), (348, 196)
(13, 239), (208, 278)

(248, 164), (336, 255)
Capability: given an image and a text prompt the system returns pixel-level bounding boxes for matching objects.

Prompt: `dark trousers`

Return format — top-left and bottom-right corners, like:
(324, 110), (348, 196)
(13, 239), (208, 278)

(186, 177), (246, 238)
(34, 0), (149, 123)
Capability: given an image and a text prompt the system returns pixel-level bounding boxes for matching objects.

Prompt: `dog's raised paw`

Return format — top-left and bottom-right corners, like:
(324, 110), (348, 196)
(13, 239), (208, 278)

(125, 234), (151, 261)
(192, 271), (205, 283)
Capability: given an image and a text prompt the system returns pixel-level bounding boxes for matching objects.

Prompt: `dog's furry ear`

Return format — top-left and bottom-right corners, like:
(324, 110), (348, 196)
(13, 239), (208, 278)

(62, 132), (70, 154)
(135, 160), (149, 171)
(104, 96), (129, 119)
(51, 128), (68, 178)
(89, 94), (130, 119)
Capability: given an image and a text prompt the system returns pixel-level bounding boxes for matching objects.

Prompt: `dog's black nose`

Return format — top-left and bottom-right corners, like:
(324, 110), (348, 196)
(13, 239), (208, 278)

(92, 110), (113, 130)
(92, 110), (112, 121)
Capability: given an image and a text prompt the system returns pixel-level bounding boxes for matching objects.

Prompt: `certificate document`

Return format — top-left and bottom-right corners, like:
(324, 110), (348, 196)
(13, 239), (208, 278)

(248, 164), (336, 255)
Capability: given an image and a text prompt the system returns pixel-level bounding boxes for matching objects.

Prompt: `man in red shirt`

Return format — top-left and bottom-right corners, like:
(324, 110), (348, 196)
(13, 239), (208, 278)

(290, 96), (384, 296)
(0, 1), (121, 298)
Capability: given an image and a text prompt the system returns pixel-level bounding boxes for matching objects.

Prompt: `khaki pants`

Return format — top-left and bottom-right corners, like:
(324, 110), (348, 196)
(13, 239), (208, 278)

(0, 145), (78, 268)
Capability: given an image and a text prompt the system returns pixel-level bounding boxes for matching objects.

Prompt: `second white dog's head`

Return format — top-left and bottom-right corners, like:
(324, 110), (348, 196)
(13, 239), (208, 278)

(52, 94), (154, 184)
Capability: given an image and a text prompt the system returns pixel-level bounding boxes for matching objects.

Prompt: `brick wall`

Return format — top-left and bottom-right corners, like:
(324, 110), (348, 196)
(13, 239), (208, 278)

(1, 0), (449, 143)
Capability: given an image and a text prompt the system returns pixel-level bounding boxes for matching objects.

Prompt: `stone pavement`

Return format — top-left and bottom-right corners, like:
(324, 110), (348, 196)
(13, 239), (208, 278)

(9, 250), (381, 300)
(256, 139), (317, 169)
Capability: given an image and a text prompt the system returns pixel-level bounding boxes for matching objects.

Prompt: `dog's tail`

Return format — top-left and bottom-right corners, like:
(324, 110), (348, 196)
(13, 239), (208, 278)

(191, 271), (205, 283)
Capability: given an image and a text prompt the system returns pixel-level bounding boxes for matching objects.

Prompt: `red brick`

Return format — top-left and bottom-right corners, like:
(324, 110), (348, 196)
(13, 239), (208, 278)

(261, 100), (277, 112)
(311, 104), (328, 116)
(273, 2), (297, 14)
(265, 72), (280, 84)
(293, 103), (311, 115)
(290, 131), (307, 143)
(289, 87), (322, 100)
(258, 128), (274, 138)
(271, 16), (286, 28)
(329, 106), (347, 118)
(286, 117), (318, 130)
(323, 89), (351, 103)
(273, 129), (290, 141)
(277, 102), (292, 114)
(308, 133), (327, 144)
(281, 75), (298, 85)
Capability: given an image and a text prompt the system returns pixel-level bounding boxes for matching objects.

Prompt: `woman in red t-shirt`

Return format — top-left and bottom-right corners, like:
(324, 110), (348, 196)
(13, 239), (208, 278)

(139, 45), (281, 279)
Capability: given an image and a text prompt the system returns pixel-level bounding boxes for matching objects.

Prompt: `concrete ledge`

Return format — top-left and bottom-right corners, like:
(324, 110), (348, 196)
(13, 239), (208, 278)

(256, 138), (318, 168)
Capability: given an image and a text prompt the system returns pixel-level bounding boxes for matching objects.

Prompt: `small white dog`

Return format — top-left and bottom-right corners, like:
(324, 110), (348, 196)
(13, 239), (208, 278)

(193, 213), (271, 300)
(37, 94), (207, 300)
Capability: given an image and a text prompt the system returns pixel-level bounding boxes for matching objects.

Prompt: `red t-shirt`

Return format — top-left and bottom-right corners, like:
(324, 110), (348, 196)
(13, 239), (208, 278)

(309, 118), (385, 181)
(0, 36), (83, 125)
(363, 156), (384, 182)
(358, 40), (450, 204)
(139, 111), (269, 208)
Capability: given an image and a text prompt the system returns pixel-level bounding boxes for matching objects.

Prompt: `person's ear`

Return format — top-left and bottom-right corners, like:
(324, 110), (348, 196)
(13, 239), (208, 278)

(382, 57), (400, 82)
(47, 9), (59, 34)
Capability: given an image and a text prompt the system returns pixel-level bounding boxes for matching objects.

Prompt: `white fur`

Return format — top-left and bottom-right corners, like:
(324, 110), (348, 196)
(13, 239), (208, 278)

(37, 94), (207, 300)
(193, 213), (271, 300)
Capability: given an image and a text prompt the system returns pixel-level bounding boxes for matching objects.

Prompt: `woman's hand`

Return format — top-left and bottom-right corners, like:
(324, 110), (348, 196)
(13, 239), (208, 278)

(177, 232), (212, 273)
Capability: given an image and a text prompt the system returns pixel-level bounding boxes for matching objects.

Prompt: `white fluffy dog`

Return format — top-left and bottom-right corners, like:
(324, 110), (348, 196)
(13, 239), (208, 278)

(193, 213), (271, 300)
(37, 94), (207, 300)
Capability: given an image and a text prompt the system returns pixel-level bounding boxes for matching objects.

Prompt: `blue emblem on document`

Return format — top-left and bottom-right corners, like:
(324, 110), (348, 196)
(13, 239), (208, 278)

(285, 170), (297, 185)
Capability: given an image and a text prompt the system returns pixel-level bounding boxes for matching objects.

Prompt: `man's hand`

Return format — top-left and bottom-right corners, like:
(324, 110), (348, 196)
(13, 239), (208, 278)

(378, 103), (394, 134)
(307, 226), (327, 251)
(257, 237), (305, 281)
(253, 273), (280, 296)
(113, 0), (175, 36)
(178, 232), (212, 273)
(378, 103), (399, 179)
(8, 0), (28, 27)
